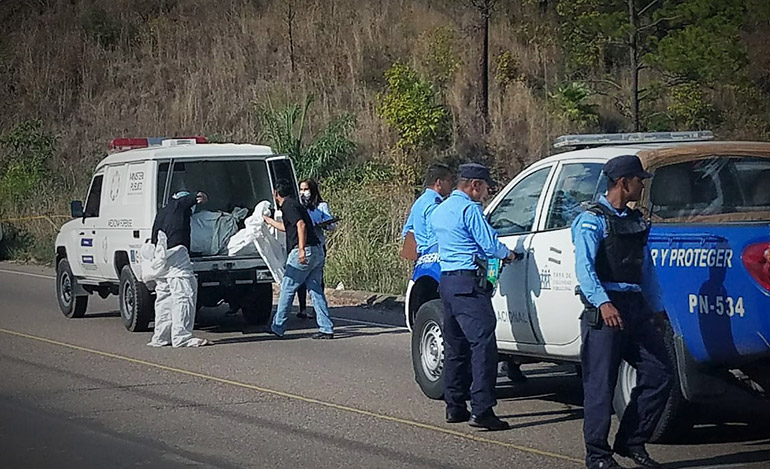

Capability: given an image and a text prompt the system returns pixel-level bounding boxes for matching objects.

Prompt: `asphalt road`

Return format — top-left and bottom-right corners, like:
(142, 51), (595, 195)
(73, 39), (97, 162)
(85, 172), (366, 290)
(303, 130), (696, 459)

(1, 263), (770, 468)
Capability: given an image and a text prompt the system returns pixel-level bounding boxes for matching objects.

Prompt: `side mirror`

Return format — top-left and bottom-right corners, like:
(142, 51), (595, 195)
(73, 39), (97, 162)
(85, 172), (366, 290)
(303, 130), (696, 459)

(71, 200), (84, 218)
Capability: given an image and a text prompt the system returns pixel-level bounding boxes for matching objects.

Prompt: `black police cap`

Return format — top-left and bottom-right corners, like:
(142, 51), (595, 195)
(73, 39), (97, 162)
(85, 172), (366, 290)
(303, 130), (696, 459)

(458, 163), (497, 188)
(604, 154), (652, 181)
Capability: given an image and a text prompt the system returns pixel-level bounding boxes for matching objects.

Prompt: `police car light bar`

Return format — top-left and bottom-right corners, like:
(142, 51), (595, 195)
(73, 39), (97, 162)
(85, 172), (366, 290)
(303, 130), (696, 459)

(108, 136), (207, 151)
(553, 131), (714, 149)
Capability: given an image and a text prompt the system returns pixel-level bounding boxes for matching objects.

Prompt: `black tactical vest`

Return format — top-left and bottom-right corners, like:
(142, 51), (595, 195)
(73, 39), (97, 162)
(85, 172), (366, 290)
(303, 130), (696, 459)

(587, 202), (650, 285)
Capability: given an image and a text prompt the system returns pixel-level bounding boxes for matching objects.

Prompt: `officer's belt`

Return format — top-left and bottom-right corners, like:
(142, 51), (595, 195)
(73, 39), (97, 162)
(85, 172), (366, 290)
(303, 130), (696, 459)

(441, 269), (477, 277)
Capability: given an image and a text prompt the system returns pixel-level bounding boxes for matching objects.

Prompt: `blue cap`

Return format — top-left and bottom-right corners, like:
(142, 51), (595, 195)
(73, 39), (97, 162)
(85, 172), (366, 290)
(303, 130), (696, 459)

(459, 163), (497, 188)
(604, 155), (652, 181)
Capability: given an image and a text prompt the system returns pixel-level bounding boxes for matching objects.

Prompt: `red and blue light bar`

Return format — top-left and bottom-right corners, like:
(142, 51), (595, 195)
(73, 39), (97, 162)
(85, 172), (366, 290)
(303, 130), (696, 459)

(108, 136), (207, 151)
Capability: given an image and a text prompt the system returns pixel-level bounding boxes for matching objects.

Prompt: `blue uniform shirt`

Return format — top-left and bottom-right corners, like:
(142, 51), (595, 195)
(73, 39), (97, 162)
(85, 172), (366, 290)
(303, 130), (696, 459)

(431, 190), (510, 272)
(571, 195), (664, 311)
(402, 188), (443, 254)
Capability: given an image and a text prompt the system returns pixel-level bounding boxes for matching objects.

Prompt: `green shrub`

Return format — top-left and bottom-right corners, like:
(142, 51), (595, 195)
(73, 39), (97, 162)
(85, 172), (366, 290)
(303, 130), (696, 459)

(0, 119), (56, 212)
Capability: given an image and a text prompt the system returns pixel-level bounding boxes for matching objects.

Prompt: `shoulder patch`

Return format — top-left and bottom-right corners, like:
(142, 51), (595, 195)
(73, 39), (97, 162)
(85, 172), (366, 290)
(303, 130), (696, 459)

(580, 222), (599, 231)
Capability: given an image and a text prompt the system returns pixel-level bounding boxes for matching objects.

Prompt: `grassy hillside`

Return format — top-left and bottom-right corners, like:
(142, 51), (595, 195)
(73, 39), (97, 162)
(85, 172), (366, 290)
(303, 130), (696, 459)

(1, 0), (768, 292)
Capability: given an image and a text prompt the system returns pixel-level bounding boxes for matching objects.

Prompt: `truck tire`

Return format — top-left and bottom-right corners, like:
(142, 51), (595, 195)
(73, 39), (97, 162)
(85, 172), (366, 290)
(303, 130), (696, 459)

(411, 299), (445, 400)
(56, 258), (88, 318)
(242, 283), (273, 326)
(612, 321), (688, 443)
(119, 265), (153, 332)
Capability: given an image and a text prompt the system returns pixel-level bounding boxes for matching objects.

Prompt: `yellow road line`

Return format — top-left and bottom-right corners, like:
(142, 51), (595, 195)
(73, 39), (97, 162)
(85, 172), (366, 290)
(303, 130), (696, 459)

(0, 327), (581, 464)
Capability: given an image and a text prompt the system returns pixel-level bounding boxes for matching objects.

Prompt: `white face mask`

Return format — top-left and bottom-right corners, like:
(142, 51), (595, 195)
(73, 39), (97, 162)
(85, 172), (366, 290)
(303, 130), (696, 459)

(300, 190), (311, 203)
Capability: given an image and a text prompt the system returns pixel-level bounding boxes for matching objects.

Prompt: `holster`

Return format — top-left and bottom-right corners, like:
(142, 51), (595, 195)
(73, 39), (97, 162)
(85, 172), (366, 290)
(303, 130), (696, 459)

(473, 256), (493, 293)
(575, 286), (602, 327)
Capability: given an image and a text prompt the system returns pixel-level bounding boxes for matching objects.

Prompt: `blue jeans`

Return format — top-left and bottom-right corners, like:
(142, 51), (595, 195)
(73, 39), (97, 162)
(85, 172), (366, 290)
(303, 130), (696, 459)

(271, 245), (334, 336)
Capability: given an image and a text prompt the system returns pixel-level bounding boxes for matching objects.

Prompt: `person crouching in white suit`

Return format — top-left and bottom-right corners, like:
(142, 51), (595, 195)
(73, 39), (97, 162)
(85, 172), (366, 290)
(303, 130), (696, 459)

(147, 190), (211, 348)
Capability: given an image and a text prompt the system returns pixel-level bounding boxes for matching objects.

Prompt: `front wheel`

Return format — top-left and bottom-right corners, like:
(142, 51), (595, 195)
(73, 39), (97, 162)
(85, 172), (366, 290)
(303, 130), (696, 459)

(612, 321), (689, 442)
(119, 265), (153, 332)
(411, 299), (445, 399)
(56, 258), (88, 318)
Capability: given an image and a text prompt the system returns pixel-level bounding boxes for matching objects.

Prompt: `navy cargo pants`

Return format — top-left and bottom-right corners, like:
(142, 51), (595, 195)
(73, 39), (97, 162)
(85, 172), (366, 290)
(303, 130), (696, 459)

(581, 291), (673, 465)
(439, 271), (498, 417)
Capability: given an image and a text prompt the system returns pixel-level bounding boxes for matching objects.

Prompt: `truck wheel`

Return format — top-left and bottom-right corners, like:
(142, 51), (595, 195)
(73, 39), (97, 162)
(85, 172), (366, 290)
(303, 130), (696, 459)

(119, 265), (153, 332)
(411, 299), (445, 400)
(242, 283), (273, 325)
(612, 321), (688, 443)
(56, 258), (88, 318)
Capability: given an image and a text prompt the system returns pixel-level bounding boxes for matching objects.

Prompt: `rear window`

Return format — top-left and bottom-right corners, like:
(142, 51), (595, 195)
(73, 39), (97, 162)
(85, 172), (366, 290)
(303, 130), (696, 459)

(649, 157), (770, 220)
(165, 160), (274, 213)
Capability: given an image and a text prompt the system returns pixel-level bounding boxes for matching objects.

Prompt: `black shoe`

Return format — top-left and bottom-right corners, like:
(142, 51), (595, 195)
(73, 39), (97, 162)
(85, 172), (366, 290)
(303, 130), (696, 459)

(468, 412), (510, 431)
(614, 445), (663, 468)
(297, 311), (309, 319)
(586, 457), (622, 469)
(311, 332), (334, 340)
(445, 407), (471, 423)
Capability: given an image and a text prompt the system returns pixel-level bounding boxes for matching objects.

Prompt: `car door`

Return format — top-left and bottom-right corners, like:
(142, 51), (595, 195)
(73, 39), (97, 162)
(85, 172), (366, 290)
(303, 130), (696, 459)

(78, 172), (106, 278)
(487, 165), (554, 344)
(527, 160), (605, 346)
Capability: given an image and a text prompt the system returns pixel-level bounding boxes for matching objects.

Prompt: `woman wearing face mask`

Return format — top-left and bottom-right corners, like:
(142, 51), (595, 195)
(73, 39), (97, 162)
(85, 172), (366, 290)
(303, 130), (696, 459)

(296, 178), (336, 319)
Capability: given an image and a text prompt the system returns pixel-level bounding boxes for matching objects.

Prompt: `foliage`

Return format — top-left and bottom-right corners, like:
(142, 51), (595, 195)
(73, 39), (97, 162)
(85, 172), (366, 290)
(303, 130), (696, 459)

(254, 96), (356, 180)
(666, 81), (717, 130)
(494, 50), (522, 91)
(0, 120), (56, 210)
(376, 63), (451, 152)
(419, 26), (461, 90)
(80, 6), (136, 50)
(549, 82), (599, 128)
(324, 181), (412, 294)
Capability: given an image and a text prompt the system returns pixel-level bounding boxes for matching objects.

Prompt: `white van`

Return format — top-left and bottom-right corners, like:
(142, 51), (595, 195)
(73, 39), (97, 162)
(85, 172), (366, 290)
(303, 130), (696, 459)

(54, 137), (297, 331)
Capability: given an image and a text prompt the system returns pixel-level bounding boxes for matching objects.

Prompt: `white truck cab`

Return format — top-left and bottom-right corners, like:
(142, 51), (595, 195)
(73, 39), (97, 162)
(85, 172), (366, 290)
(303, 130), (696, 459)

(55, 137), (297, 331)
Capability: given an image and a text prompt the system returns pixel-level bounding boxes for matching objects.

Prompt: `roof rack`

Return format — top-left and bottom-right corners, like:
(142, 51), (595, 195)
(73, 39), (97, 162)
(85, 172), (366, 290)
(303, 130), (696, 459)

(553, 131), (714, 149)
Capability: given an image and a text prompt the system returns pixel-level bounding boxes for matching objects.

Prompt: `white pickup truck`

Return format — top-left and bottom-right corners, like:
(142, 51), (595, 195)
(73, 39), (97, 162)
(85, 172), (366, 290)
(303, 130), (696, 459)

(407, 131), (770, 441)
(55, 137), (296, 332)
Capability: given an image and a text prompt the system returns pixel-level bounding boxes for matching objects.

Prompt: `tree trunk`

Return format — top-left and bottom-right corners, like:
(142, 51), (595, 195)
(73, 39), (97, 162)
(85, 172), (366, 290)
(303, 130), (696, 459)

(628, 0), (640, 131)
(479, 8), (490, 132)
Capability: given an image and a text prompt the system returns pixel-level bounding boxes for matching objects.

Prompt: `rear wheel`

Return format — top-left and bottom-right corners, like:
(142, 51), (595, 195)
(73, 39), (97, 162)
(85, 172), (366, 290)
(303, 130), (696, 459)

(613, 321), (689, 442)
(56, 258), (88, 318)
(242, 283), (273, 326)
(119, 265), (153, 332)
(411, 299), (445, 400)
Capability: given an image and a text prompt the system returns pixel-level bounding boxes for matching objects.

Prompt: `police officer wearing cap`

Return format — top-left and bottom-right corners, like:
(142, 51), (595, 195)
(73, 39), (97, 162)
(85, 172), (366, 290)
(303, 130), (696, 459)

(431, 163), (519, 431)
(572, 155), (672, 469)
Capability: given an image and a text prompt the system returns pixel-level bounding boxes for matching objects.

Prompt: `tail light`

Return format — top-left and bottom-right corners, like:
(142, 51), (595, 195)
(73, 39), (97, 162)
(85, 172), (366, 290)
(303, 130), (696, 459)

(742, 242), (770, 291)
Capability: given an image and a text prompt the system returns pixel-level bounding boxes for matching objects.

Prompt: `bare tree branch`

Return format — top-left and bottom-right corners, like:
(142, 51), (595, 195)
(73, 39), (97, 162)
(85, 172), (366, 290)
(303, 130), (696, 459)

(578, 78), (624, 91)
(637, 16), (680, 32)
(638, 0), (660, 17)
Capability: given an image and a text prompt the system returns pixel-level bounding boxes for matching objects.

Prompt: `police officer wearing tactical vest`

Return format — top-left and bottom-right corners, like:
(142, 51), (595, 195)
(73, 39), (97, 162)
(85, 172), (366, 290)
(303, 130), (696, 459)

(572, 155), (672, 469)
(431, 163), (519, 431)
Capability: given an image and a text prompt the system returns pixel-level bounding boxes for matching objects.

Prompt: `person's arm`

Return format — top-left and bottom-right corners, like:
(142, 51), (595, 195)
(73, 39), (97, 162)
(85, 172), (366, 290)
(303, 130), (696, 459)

(401, 208), (415, 240)
(262, 215), (286, 232)
(572, 212), (622, 328)
(464, 204), (510, 260)
(296, 219), (308, 264)
(318, 202), (336, 231)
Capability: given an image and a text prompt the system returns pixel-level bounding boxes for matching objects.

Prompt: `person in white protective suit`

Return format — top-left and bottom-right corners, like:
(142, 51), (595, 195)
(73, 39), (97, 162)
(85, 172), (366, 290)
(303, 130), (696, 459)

(147, 190), (211, 347)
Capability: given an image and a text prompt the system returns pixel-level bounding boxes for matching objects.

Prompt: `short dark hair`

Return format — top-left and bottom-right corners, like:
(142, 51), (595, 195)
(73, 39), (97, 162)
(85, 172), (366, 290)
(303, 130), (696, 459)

(274, 179), (294, 197)
(424, 163), (452, 187)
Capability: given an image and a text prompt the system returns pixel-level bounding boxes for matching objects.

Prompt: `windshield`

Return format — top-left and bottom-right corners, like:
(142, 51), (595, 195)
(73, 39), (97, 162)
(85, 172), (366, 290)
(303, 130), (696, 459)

(649, 156), (770, 221)
(165, 159), (274, 213)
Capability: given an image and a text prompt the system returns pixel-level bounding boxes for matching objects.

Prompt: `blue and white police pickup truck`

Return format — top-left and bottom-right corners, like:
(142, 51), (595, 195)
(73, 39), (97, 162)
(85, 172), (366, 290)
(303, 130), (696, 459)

(55, 137), (297, 332)
(406, 131), (770, 440)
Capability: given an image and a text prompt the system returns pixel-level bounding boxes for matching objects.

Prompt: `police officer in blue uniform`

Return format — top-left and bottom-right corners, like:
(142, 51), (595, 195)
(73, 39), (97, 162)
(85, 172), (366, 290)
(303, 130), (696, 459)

(431, 163), (518, 431)
(402, 163), (454, 257)
(572, 155), (672, 469)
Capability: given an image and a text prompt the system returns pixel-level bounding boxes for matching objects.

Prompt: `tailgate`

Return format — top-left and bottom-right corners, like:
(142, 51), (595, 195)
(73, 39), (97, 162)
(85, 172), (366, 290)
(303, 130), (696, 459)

(650, 224), (770, 365)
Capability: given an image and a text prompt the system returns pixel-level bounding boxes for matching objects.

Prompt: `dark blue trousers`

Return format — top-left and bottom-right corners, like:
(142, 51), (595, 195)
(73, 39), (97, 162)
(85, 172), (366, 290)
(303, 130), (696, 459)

(581, 291), (673, 465)
(439, 273), (498, 417)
